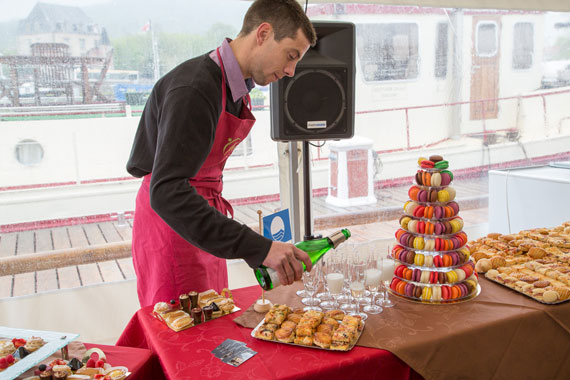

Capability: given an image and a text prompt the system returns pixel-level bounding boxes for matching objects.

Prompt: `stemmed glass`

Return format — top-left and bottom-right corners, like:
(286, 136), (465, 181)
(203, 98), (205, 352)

(349, 260), (368, 320)
(326, 264), (345, 309)
(363, 253), (383, 314)
(301, 267), (322, 311)
(318, 260), (336, 310)
(377, 255), (396, 308)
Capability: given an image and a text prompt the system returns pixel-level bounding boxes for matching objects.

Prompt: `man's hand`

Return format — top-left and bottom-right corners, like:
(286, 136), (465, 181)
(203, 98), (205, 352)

(262, 241), (312, 286)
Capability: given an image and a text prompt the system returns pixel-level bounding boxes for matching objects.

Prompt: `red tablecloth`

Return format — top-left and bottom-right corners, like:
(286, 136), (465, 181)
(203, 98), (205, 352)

(84, 343), (165, 380)
(117, 286), (422, 380)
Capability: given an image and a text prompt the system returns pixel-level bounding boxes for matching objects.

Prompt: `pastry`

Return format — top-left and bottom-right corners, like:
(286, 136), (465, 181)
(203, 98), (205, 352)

(274, 327), (295, 343)
(313, 332), (332, 349)
(24, 336), (45, 353)
(542, 290), (559, 303)
(293, 335), (313, 346)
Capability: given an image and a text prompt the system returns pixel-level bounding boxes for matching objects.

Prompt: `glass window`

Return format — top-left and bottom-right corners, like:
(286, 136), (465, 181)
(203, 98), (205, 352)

(513, 22), (534, 69)
(435, 22), (449, 78)
(477, 22), (498, 56)
(14, 139), (44, 166)
(356, 23), (419, 81)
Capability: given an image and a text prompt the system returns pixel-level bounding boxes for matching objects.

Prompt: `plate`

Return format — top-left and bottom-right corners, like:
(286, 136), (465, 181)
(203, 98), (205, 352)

(386, 284), (481, 305)
(485, 275), (569, 305)
(0, 326), (79, 379)
(250, 318), (364, 352)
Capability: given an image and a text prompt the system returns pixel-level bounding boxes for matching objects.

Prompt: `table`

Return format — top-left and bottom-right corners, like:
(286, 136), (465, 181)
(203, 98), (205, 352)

(116, 286), (422, 380)
(83, 343), (165, 380)
(16, 342), (165, 380)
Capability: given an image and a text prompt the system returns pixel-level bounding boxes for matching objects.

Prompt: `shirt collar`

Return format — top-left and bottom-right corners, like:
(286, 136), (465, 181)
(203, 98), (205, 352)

(209, 38), (255, 103)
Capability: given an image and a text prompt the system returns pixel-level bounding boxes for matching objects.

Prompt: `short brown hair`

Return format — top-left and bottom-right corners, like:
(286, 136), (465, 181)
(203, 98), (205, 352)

(239, 0), (317, 46)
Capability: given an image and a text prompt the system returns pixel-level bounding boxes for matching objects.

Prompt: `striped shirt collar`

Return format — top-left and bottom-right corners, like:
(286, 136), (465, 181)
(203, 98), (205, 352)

(209, 38), (255, 103)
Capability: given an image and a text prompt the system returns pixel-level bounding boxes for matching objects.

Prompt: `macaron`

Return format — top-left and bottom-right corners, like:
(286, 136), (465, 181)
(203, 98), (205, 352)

(446, 186), (456, 201)
(396, 280), (407, 295)
(434, 160), (449, 169)
(395, 264), (406, 278)
(406, 250), (415, 264)
(417, 221), (425, 234)
(438, 272), (445, 284)
(455, 268), (466, 282)
(444, 221), (452, 234)
(434, 206), (444, 219)
(420, 271), (430, 283)
(422, 286), (432, 300)
(437, 189), (450, 203)
(413, 269), (421, 282)
(408, 219), (418, 233)
(429, 155), (443, 163)
(390, 278), (401, 291)
(440, 172), (451, 186)
(451, 285), (460, 299)
(458, 283), (469, 297)
(430, 271), (438, 284)
(424, 255), (434, 267)
(408, 185), (420, 201)
(405, 283), (415, 297)
(422, 171), (431, 186)
(403, 268), (413, 280)
(428, 189), (438, 202)
(414, 205), (425, 218)
(434, 223), (444, 235)
(441, 169), (454, 182)
(433, 255), (443, 268)
(420, 160), (435, 168)
(450, 251), (459, 266)
(417, 157), (428, 166)
(424, 239), (435, 251)
(432, 286), (442, 301)
(414, 286), (423, 298)
(414, 253), (425, 266)
(424, 206), (434, 219)
(399, 215), (412, 229)
(418, 190), (428, 202)
(413, 237), (425, 250)
(442, 285), (450, 300)
(448, 201), (460, 215)
(431, 172), (442, 187)
(415, 172), (422, 185)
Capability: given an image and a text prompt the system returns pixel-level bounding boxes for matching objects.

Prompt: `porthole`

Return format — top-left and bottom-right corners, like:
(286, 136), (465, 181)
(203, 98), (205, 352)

(15, 139), (44, 166)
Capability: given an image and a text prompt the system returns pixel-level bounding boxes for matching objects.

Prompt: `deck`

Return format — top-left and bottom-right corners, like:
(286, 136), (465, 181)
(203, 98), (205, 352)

(0, 176), (489, 298)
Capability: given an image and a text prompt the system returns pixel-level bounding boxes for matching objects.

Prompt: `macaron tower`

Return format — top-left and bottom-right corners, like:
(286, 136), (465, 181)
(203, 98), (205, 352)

(389, 155), (479, 303)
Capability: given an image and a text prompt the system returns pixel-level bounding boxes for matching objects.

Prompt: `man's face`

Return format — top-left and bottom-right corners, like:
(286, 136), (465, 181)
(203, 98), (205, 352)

(251, 27), (311, 86)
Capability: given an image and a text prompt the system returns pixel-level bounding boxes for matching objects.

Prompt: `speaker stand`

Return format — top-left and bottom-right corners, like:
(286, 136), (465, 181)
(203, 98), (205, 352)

(302, 140), (320, 241)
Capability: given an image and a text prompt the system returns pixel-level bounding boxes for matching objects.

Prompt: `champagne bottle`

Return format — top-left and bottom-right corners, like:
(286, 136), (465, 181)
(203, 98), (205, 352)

(254, 228), (351, 290)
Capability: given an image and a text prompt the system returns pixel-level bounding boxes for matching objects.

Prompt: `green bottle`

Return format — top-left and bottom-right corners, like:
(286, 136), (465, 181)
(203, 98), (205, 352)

(254, 228), (351, 291)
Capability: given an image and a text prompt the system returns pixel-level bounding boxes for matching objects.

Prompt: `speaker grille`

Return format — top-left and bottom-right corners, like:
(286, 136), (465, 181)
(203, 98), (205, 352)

(283, 68), (346, 136)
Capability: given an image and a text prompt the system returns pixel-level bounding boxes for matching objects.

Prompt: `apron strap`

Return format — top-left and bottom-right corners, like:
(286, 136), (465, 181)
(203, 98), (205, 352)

(189, 178), (234, 218)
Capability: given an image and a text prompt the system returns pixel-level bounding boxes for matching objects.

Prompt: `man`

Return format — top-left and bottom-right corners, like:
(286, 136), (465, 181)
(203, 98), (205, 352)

(126, 0), (317, 307)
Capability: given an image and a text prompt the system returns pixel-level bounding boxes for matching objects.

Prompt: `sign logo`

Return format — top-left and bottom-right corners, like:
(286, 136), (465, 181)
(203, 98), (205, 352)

(262, 209), (292, 242)
(223, 137), (242, 158)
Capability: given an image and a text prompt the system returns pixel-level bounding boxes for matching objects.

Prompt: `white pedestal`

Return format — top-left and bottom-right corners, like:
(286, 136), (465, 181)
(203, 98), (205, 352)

(326, 136), (377, 207)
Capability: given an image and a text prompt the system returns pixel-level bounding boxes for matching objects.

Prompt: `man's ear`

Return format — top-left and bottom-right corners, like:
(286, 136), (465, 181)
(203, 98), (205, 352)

(255, 22), (273, 46)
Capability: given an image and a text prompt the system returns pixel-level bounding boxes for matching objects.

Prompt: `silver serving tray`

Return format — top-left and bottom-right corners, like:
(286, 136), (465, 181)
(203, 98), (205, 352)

(0, 326), (79, 379)
(485, 275), (569, 305)
(250, 318), (364, 352)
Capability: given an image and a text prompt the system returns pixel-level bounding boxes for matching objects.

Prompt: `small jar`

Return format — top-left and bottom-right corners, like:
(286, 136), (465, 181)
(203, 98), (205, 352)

(191, 307), (202, 324)
(203, 305), (213, 321)
(179, 294), (190, 313)
(188, 291), (199, 309)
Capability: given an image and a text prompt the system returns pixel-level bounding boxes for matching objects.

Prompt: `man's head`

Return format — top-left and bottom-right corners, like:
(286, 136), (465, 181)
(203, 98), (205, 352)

(236, 0), (317, 86)
(239, 0), (317, 46)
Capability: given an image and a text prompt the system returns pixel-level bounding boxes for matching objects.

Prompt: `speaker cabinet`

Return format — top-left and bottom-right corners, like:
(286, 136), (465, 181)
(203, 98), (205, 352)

(270, 21), (355, 141)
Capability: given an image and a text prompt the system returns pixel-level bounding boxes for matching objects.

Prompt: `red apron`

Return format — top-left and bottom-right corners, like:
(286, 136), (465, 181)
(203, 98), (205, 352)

(132, 48), (256, 307)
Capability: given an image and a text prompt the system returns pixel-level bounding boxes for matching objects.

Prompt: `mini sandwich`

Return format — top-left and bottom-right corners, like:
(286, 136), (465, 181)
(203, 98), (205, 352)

(325, 309), (345, 321)
(255, 323), (278, 341)
(274, 327), (295, 343)
(286, 313), (303, 324)
(295, 323), (314, 337)
(293, 335), (313, 346)
(281, 320), (297, 330)
(313, 332), (332, 349)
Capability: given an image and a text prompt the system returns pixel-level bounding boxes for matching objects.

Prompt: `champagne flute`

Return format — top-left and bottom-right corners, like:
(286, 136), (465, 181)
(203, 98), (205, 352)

(301, 268), (322, 311)
(349, 261), (368, 320)
(378, 255), (395, 308)
(326, 270), (345, 309)
(363, 255), (383, 314)
(318, 260), (336, 310)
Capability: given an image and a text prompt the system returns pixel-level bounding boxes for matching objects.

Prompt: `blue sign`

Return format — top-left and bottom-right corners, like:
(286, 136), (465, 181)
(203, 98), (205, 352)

(262, 209), (292, 242)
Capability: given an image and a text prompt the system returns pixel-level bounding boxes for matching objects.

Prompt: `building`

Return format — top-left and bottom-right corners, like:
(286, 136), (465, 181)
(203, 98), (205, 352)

(17, 2), (111, 58)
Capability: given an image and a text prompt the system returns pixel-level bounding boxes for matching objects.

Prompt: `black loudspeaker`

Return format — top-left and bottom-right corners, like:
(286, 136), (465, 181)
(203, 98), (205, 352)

(270, 21), (355, 141)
